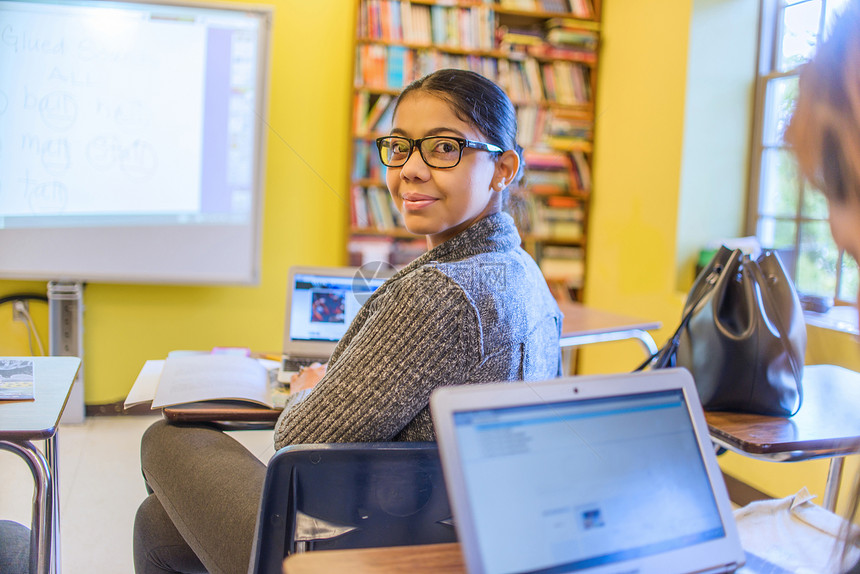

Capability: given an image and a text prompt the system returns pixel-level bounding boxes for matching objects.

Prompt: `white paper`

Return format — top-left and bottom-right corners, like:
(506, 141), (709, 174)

(123, 360), (165, 409)
(151, 354), (270, 408)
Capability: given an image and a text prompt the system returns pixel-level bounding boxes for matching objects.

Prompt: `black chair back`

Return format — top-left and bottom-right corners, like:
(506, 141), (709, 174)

(249, 442), (456, 574)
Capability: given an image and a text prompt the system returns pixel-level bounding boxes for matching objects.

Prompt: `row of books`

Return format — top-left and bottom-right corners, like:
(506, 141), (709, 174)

(348, 235), (427, 267)
(542, 60), (591, 104)
(353, 92), (396, 135)
(359, 0), (496, 51)
(499, 19), (597, 50)
(545, 18), (599, 48)
(357, 44), (417, 89)
(499, 0), (595, 19)
(360, 0), (597, 47)
(357, 44), (502, 90)
(351, 185), (404, 231)
(523, 148), (591, 193)
(352, 140), (384, 181)
(357, 45), (592, 107)
(522, 194), (585, 241)
(538, 245), (585, 285)
(517, 105), (592, 152)
(496, 17), (598, 69)
(496, 58), (592, 105)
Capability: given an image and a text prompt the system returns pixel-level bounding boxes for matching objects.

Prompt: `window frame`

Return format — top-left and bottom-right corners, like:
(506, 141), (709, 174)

(747, 0), (854, 305)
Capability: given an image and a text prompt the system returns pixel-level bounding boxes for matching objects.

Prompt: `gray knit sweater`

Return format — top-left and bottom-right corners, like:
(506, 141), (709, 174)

(274, 212), (562, 450)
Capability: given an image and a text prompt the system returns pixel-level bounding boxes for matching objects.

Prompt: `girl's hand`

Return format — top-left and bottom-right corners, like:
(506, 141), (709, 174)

(290, 362), (327, 393)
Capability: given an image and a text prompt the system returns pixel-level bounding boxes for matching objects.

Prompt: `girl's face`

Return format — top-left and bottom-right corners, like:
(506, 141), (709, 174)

(385, 93), (518, 248)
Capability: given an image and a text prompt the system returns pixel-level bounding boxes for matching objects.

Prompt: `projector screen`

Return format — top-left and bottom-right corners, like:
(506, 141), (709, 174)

(0, 0), (271, 284)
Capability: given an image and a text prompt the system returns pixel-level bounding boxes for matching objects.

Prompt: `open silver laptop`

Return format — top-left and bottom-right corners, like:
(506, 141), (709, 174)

(278, 266), (389, 383)
(431, 368), (746, 574)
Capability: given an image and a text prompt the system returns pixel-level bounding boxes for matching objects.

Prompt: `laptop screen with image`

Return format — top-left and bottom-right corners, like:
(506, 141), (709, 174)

(287, 270), (387, 344)
(285, 267), (387, 345)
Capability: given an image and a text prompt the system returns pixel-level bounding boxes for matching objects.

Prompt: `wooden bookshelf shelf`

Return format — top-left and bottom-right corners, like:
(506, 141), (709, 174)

(522, 234), (585, 245)
(351, 227), (419, 239)
(355, 38), (597, 67)
(494, 7), (599, 23)
(354, 177), (386, 187)
(351, 86), (402, 97)
(348, 0), (602, 300)
(356, 37), (505, 59)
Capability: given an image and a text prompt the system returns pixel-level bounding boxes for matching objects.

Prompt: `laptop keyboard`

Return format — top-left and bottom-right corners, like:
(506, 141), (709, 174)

(282, 357), (317, 372)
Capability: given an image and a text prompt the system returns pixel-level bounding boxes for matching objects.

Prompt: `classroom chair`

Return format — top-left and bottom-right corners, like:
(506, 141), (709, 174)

(248, 442), (457, 574)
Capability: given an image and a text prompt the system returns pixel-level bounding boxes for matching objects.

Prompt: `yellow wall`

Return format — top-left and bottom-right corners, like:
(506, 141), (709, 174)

(582, 0), (693, 372)
(0, 0), (355, 404)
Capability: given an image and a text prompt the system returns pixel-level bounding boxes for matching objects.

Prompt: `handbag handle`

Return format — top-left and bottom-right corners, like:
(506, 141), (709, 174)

(635, 261), (726, 372)
(750, 251), (804, 416)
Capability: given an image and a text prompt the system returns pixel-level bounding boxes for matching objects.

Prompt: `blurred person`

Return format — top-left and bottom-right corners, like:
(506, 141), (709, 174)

(785, 2), (860, 571)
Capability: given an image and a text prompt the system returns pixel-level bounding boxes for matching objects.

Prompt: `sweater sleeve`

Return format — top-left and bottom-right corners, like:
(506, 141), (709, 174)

(273, 267), (482, 450)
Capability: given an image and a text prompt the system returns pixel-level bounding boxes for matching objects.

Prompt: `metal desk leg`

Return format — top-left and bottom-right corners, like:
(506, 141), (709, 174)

(45, 434), (61, 574)
(559, 329), (659, 375)
(562, 347), (574, 376)
(559, 329), (659, 357)
(0, 440), (53, 574)
(824, 456), (845, 512)
(631, 330), (659, 356)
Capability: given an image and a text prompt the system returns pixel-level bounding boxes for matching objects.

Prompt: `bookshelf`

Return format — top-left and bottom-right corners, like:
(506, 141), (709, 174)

(348, 0), (601, 301)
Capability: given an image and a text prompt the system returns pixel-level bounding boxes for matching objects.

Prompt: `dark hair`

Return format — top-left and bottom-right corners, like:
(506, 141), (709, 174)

(394, 69), (526, 192)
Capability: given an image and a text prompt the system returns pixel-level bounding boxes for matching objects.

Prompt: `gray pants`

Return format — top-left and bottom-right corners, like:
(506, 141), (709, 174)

(0, 520), (30, 574)
(133, 420), (267, 574)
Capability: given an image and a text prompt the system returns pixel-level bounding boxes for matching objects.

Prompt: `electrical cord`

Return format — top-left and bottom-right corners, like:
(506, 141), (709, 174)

(3, 292), (49, 356)
(0, 293), (49, 306)
(16, 303), (46, 356)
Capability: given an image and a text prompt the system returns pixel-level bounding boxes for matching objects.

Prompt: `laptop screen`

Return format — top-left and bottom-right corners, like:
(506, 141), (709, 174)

(451, 389), (725, 574)
(288, 272), (386, 343)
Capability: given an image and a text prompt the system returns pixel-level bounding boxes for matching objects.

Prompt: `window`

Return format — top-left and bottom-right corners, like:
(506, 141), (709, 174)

(749, 0), (858, 304)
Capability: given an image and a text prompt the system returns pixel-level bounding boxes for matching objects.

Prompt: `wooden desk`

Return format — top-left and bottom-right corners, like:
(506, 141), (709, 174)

(282, 542), (465, 574)
(557, 302), (660, 374)
(558, 302), (660, 355)
(705, 364), (860, 511)
(162, 400), (281, 424)
(0, 356), (81, 574)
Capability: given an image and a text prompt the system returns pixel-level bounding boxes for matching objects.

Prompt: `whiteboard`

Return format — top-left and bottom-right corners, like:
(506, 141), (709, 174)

(0, 0), (272, 284)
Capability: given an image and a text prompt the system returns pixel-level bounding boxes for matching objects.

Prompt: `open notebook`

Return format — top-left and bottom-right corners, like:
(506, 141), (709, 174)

(431, 368), (747, 574)
(278, 266), (389, 383)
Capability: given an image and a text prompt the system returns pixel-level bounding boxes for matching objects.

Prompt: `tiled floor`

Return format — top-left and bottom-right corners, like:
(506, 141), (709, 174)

(0, 415), (275, 574)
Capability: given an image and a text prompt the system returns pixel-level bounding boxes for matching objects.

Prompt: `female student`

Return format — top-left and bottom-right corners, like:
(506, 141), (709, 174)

(134, 68), (563, 574)
(785, 1), (860, 571)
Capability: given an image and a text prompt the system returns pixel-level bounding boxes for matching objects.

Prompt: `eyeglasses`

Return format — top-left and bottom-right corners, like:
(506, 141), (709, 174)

(375, 136), (503, 169)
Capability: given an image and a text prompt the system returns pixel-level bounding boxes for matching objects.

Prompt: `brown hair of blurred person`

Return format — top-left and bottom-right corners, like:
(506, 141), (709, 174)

(785, 2), (860, 570)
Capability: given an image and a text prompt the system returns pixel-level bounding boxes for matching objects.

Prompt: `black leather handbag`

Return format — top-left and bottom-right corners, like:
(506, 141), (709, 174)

(639, 246), (806, 416)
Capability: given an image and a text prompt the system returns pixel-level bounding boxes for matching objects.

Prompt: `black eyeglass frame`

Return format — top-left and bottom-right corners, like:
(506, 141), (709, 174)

(375, 135), (504, 169)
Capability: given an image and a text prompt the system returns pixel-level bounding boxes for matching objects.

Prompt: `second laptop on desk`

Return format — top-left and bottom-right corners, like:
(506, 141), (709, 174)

(277, 266), (390, 383)
(431, 368), (750, 574)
